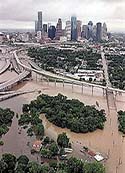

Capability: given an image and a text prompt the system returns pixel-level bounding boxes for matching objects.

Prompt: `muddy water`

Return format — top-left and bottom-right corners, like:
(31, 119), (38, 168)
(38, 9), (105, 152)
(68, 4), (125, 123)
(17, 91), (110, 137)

(0, 70), (18, 83)
(0, 76), (125, 173)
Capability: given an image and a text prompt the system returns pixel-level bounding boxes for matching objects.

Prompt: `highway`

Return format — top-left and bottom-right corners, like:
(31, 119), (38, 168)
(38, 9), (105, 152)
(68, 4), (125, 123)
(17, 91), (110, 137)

(14, 50), (125, 94)
(0, 89), (40, 102)
(0, 70), (30, 91)
(0, 59), (10, 75)
(14, 51), (107, 89)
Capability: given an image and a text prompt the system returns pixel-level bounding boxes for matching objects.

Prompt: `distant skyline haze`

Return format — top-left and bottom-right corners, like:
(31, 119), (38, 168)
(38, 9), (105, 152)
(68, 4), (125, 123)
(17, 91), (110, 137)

(0, 0), (125, 32)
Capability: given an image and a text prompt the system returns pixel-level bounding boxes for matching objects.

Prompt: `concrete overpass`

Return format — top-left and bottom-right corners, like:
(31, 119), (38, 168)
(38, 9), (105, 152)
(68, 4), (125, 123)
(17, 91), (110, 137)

(14, 50), (125, 96)
(0, 70), (31, 91)
(0, 59), (10, 75)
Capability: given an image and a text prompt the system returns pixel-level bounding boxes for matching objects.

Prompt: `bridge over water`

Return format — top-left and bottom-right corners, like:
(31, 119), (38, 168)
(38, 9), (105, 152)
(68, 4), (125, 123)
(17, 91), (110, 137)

(14, 50), (125, 97)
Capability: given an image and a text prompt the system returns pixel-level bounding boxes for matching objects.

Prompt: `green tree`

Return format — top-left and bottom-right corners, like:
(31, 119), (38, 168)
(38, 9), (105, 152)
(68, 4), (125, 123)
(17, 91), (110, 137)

(34, 123), (44, 136)
(1, 153), (16, 172)
(43, 136), (50, 145)
(27, 161), (42, 173)
(66, 157), (84, 173)
(84, 162), (105, 173)
(17, 155), (29, 165)
(57, 133), (69, 148)
(49, 142), (59, 156)
(49, 161), (58, 170)
(0, 160), (7, 172)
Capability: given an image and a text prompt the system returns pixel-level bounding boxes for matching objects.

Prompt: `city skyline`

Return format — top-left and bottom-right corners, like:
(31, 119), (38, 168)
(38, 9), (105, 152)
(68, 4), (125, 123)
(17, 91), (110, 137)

(0, 0), (125, 32)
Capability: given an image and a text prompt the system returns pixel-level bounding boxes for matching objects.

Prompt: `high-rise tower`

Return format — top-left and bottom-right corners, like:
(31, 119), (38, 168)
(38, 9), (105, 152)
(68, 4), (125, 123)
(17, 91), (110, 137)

(37, 11), (43, 32)
(87, 21), (93, 40)
(65, 21), (71, 41)
(71, 16), (77, 41)
(96, 22), (102, 42)
(55, 18), (63, 40)
(77, 20), (82, 40)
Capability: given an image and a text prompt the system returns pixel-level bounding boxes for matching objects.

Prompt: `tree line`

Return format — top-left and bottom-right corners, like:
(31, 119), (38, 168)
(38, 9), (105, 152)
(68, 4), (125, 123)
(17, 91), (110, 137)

(0, 153), (105, 173)
(107, 54), (125, 89)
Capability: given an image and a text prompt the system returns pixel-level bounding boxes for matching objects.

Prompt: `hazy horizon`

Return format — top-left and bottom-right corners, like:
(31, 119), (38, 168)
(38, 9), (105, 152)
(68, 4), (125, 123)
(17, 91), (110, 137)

(0, 0), (125, 32)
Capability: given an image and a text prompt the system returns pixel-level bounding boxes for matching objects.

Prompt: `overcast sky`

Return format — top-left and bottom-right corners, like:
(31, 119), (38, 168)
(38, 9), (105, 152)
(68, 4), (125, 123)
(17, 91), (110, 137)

(0, 0), (125, 32)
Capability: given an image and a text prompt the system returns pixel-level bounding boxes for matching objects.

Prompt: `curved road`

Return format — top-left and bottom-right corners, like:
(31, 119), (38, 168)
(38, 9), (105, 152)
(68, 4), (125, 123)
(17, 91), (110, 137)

(14, 50), (125, 94)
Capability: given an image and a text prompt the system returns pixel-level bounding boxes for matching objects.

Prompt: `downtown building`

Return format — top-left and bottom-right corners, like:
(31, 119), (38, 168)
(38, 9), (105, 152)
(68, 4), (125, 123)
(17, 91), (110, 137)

(96, 22), (102, 42)
(55, 18), (63, 40)
(65, 20), (71, 41)
(48, 25), (56, 40)
(77, 20), (82, 40)
(102, 23), (108, 41)
(81, 25), (88, 39)
(71, 16), (77, 41)
(35, 11), (43, 32)
(87, 21), (93, 40)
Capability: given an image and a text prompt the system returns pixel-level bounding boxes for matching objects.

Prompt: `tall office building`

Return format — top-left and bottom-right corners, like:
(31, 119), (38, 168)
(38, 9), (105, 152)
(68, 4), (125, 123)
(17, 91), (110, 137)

(48, 25), (56, 40)
(35, 21), (38, 33)
(65, 20), (71, 41)
(71, 16), (77, 41)
(37, 31), (42, 42)
(102, 23), (108, 40)
(77, 20), (82, 39)
(55, 18), (63, 40)
(43, 24), (48, 33)
(42, 24), (48, 37)
(93, 25), (97, 41)
(81, 25), (88, 39)
(87, 21), (93, 40)
(96, 22), (102, 42)
(35, 11), (43, 32)
(37, 11), (43, 32)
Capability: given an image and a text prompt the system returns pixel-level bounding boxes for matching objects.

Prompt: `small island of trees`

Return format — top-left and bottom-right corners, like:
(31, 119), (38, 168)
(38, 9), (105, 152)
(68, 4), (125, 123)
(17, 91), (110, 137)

(117, 110), (125, 134)
(23, 94), (106, 133)
(18, 112), (44, 138)
(0, 107), (14, 137)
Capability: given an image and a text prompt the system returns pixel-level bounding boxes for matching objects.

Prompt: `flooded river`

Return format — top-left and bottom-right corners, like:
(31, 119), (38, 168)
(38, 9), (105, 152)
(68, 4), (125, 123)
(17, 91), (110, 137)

(0, 72), (125, 173)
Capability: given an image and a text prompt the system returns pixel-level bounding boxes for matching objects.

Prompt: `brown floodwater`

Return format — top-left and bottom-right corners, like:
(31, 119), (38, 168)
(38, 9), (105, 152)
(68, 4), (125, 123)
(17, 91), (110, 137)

(0, 73), (125, 173)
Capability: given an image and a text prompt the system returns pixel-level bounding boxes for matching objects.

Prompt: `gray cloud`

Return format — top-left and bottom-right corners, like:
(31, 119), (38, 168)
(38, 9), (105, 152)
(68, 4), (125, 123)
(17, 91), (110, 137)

(0, 0), (125, 31)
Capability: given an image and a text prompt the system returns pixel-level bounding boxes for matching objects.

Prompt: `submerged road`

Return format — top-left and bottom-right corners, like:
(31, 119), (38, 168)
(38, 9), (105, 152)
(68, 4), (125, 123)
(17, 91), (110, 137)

(0, 45), (125, 173)
(14, 50), (125, 94)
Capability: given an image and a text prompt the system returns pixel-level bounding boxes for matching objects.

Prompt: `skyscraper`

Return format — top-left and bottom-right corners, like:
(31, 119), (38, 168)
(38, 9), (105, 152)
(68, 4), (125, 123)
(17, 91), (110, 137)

(35, 11), (43, 32)
(35, 21), (38, 33)
(102, 23), (108, 40)
(48, 26), (56, 40)
(87, 21), (93, 40)
(96, 22), (102, 42)
(77, 20), (82, 40)
(93, 25), (97, 41)
(37, 11), (43, 32)
(55, 18), (63, 40)
(43, 24), (48, 33)
(71, 16), (77, 41)
(81, 25), (88, 39)
(65, 21), (71, 41)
